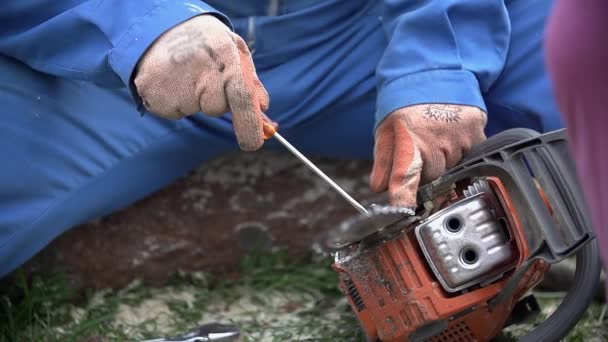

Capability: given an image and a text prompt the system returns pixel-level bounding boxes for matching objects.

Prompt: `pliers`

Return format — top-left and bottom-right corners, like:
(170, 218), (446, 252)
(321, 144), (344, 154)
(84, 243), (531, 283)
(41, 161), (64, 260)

(140, 323), (240, 342)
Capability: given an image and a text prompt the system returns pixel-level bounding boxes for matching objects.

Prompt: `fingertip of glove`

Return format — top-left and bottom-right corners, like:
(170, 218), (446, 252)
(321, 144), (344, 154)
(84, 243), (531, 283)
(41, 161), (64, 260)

(258, 94), (270, 113)
(238, 135), (264, 152)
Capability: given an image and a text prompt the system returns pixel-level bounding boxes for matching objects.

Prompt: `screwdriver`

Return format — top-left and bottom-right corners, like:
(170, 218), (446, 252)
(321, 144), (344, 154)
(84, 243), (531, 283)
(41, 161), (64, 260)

(262, 120), (370, 216)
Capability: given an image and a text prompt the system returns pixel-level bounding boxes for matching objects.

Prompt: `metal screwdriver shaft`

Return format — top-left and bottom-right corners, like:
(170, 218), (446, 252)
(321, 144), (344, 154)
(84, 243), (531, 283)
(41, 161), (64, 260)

(271, 131), (370, 216)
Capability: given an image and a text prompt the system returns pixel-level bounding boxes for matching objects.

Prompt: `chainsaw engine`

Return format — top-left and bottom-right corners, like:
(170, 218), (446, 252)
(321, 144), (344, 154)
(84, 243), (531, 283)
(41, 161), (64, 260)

(326, 129), (601, 342)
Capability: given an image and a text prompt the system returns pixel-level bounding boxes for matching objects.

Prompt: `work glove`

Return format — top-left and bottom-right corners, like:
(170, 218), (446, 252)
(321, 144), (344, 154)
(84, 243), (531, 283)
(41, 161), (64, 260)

(134, 15), (269, 151)
(370, 104), (487, 209)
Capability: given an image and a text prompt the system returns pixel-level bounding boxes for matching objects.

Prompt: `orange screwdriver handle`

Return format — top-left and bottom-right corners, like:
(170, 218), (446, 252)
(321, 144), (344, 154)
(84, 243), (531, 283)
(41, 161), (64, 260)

(262, 114), (279, 140)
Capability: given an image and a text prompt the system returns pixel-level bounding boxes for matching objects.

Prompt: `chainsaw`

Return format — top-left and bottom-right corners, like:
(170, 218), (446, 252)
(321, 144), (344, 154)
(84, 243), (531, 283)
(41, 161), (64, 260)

(324, 128), (601, 342)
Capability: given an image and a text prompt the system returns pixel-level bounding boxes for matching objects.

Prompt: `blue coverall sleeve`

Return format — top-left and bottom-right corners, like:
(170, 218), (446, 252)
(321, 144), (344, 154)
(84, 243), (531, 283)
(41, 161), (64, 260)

(376, 0), (511, 130)
(0, 0), (231, 106)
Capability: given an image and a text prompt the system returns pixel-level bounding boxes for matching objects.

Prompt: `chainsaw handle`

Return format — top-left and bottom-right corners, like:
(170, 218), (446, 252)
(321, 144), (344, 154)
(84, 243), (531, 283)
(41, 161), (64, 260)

(520, 238), (601, 342)
(462, 128), (540, 163)
(420, 128), (595, 261)
(455, 128), (602, 342)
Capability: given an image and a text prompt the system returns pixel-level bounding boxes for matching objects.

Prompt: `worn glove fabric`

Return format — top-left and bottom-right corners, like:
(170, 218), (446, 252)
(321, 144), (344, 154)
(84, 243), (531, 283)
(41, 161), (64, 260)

(370, 104), (487, 208)
(134, 15), (269, 151)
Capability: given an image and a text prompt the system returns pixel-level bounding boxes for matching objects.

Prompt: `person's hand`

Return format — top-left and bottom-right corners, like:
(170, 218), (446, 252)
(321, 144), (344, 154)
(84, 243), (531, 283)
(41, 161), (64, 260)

(370, 104), (487, 208)
(134, 15), (269, 151)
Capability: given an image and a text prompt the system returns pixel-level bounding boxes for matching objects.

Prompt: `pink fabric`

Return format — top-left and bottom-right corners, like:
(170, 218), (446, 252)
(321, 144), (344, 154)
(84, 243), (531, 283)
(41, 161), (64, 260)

(545, 0), (608, 266)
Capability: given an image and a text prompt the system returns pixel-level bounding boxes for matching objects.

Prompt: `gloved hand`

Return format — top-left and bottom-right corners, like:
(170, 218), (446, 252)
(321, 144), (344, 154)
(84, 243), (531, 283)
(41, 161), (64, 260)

(370, 104), (487, 208)
(134, 15), (269, 151)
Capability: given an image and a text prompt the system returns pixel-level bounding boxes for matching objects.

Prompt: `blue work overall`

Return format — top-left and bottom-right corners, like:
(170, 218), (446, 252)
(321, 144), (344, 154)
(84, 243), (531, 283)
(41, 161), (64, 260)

(0, 0), (562, 277)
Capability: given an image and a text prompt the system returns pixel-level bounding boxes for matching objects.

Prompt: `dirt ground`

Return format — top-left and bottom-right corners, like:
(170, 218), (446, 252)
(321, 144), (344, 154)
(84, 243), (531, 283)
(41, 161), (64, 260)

(2, 250), (607, 342)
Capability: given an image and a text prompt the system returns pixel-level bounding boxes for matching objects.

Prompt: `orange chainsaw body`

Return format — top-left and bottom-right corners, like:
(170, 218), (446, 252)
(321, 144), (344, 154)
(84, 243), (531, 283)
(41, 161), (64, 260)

(332, 177), (550, 342)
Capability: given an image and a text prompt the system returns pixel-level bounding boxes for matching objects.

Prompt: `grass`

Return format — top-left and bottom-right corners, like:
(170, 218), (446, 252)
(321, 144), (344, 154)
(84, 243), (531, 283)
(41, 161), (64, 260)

(1, 250), (606, 341)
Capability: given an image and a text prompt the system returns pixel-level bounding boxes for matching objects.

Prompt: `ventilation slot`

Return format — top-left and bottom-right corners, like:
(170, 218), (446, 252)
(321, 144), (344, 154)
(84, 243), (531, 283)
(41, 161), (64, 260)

(343, 277), (365, 312)
(427, 322), (475, 342)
